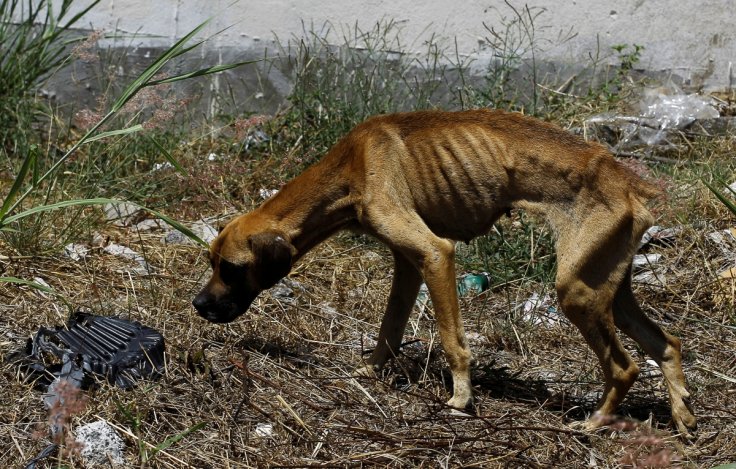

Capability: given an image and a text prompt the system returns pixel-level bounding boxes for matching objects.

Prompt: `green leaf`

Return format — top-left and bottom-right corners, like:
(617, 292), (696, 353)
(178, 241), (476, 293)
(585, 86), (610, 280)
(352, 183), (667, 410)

(0, 144), (37, 220)
(145, 60), (260, 86)
(84, 124), (144, 143)
(145, 422), (207, 463)
(144, 208), (209, 248)
(0, 276), (56, 294)
(147, 135), (187, 175)
(1, 197), (120, 225)
(725, 182), (736, 197)
(0, 198), (209, 247)
(703, 178), (736, 216)
(110, 20), (212, 113)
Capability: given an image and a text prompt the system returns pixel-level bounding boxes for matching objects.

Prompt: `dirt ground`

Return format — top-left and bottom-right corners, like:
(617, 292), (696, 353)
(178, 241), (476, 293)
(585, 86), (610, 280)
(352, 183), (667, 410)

(2, 201), (735, 467)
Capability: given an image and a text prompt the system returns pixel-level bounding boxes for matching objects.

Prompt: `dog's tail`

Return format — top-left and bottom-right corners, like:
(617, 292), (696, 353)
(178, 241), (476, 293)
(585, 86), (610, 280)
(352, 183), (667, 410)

(611, 158), (663, 203)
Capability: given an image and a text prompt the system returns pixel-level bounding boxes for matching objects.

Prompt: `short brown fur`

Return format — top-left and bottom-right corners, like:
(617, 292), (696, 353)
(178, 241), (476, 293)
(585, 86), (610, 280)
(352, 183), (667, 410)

(193, 109), (696, 434)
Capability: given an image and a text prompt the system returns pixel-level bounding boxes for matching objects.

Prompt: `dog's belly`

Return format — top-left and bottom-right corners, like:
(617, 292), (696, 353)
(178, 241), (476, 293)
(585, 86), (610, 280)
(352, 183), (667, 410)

(402, 134), (510, 241)
(413, 187), (507, 242)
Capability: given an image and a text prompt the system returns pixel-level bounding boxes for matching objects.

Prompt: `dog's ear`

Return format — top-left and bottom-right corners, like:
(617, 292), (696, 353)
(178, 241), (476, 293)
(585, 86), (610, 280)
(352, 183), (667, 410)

(249, 232), (295, 289)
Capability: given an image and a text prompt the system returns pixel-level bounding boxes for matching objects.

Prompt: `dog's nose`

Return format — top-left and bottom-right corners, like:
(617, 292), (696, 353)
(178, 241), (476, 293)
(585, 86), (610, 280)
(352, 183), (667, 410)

(192, 293), (211, 314)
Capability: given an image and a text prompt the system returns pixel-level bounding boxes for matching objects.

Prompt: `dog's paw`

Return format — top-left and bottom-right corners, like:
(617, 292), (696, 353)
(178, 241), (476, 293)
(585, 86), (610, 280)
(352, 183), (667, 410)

(673, 408), (697, 440)
(445, 395), (472, 410)
(568, 418), (602, 432)
(352, 364), (378, 378)
(567, 412), (618, 433)
(672, 396), (697, 435)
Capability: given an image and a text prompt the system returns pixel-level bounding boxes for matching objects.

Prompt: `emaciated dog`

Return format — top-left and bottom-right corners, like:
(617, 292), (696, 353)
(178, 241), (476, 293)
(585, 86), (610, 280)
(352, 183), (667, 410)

(193, 109), (696, 434)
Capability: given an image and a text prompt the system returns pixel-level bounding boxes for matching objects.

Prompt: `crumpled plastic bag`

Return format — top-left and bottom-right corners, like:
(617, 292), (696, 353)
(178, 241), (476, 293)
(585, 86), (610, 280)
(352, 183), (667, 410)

(638, 89), (719, 144)
(585, 84), (720, 148)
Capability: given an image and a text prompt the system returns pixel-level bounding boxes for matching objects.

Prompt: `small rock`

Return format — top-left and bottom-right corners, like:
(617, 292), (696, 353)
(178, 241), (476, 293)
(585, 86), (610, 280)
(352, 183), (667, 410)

(318, 302), (338, 316)
(465, 331), (487, 345)
(163, 230), (188, 245)
(32, 277), (51, 290)
(253, 422), (273, 438)
(133, 219), (167, 232)
(258, 188), (278, 200)
(104, 243), (154, 275)
(193, 220), (218, 244)
(362, 250), (382, 262)
(103, 202), (141, 227)
(633, 270), (668, 287)
(632, 253), (663, 270)
(728, 181), (736, 197)
(152, 161), (174, 171)
(75, 420), (126, 466)
(269, 278), (306, 305)
(163, 220), (217, 245)
(707, 228), (736, 262)
(639, 225), (680, 249)
(64, 243), (89, 261)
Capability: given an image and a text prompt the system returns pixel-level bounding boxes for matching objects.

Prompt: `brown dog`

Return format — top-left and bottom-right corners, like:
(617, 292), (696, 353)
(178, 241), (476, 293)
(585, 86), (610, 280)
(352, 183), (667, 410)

(193, 109), (696, 434)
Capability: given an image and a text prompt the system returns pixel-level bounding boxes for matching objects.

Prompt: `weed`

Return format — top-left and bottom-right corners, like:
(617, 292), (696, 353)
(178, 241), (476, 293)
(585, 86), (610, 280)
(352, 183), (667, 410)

(703, 177), (736, 217)
(587, 414), (681, 467)
(459, 2), (551, 113)
(32, 379), (88, 462)
(612, 43), (645, 76)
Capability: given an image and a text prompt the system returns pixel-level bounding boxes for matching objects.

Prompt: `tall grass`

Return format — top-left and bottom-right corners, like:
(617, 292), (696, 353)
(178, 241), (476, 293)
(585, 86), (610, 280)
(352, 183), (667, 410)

(1, 9), (256, 254)
(0, 0), (101, 160)
(270, 20), (455, 169)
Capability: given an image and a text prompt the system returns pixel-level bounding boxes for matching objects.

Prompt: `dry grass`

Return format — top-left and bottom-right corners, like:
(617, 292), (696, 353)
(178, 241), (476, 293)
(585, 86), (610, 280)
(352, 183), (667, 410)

(2, 130), (736, 468)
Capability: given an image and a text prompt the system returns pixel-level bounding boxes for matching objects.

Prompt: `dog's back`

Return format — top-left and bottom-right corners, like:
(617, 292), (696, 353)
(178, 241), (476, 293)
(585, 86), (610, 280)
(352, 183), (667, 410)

(338, 109), (659, 243)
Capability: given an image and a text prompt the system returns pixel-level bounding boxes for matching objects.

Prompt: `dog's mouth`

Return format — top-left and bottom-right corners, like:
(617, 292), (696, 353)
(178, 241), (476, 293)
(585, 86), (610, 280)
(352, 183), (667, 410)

(192, 291), (256, 324)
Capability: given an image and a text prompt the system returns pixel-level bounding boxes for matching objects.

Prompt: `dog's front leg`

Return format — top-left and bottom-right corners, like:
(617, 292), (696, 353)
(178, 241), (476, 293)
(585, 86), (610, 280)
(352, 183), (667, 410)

(362, 207), (473, 409)
(358, 250), (423, 374)
(420, 239), (473, 409)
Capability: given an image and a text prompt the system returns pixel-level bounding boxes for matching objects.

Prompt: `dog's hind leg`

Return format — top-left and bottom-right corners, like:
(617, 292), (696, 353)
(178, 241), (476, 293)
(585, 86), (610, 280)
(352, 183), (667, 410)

(556, 272), (640, 426)
(554, 212), (642, 429)
(357, 250), (423, 374)
(613, 271), (697, 434)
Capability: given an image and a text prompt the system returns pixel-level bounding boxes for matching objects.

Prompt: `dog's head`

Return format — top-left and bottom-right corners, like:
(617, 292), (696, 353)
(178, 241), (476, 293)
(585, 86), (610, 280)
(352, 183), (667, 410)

(192, 219), (296, 323)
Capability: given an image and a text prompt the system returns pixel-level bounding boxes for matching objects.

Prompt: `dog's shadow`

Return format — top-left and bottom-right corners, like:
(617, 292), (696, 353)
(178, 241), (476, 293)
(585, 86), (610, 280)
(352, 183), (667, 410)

(232, 336), (321, 369)
(473, 363), (553, 404)
(393, 351), (674, 425)
(471, 363), (674, 425)
(231, 336), (673, 426)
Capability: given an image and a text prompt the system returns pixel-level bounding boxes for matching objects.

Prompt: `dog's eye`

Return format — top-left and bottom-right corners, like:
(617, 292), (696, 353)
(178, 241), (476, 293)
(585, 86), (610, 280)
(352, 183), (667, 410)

(219, 259), (246, 284)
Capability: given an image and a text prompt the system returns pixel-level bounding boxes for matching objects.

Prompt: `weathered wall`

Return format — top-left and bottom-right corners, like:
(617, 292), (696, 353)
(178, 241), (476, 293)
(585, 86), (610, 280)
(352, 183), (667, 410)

(53, 0), (734, 114)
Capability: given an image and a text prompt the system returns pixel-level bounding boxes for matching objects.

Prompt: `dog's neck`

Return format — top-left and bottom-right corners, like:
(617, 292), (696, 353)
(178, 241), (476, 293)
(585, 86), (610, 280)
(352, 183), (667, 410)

(256, 160), (356, 259)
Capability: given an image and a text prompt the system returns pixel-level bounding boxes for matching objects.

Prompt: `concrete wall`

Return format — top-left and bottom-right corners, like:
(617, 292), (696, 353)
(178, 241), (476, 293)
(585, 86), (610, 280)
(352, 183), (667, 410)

(55, 0), (734, 113)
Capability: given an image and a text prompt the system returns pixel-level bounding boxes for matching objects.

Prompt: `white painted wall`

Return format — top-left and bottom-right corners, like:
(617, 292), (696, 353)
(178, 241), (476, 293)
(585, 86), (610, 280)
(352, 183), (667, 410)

(67, 0), (734, 91)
